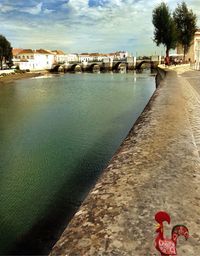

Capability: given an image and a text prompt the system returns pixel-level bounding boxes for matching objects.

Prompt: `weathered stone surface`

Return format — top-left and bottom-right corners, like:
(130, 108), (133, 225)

(50, 67), (200, 256)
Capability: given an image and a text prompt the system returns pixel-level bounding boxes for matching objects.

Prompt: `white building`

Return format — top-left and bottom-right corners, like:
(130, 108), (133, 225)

(79, 53), (109, 62)
(13, 49), (55, 70)
(107, 51), (129, 61)
(177, 30), (200, 69)
(118, 51), (129, 59)
(194, 31), (200, 69)
(12, 48), (132, 70)
(78, 53), (94, 63)
(96, 54), (109, 62)
(49, 51), (80, 64)
(77, 52), (130, 63)
(65, 53), (79, 62)
(51, 50), (66, 63)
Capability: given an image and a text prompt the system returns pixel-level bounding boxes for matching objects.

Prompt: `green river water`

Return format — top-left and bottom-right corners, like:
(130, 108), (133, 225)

(0, 72), (155, 254)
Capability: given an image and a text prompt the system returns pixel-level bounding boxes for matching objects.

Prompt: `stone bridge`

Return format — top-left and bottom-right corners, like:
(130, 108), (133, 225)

(136, 58), (160, 69)
(51, 56), (160, 73)
(51, 61), (131, 73)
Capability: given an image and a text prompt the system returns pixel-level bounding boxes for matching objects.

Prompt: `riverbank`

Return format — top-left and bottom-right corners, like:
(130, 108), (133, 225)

(0, 71), (45, 84)
(50, 66), (200, 255)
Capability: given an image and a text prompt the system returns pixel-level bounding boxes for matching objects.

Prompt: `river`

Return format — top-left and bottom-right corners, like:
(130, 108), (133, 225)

(0, 71), (155, 254)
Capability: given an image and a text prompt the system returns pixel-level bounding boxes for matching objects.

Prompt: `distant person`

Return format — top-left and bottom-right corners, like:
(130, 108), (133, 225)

(165, 56), (170, 66)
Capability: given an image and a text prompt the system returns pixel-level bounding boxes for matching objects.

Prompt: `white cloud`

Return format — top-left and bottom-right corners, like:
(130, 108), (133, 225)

(1, 0), (200, 54)
(60, 0), (157, 53)
(0, 4), (16, 13)
(65, 0), (88, 11)
(43, 8), (54, 14)
(22, 2), (43, 15)
(61, 0), (200, 53)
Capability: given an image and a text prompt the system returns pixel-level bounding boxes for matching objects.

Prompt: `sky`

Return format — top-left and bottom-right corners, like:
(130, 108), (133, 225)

(0, 0), (200, 55)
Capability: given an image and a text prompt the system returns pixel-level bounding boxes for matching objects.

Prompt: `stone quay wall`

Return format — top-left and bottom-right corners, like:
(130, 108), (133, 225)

(50, 67), (200, 255)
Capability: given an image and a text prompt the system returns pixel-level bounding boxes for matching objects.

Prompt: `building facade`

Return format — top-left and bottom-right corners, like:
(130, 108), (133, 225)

(194, 31), (200, 69)
(13, 49), (56, 70)
(12, 49), (133, 70)
(177, 30), (200, 69)
(65, 54), (79, 62)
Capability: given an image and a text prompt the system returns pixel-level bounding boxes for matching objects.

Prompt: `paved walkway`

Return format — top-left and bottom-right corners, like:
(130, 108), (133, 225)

(50, 68), (200, 255)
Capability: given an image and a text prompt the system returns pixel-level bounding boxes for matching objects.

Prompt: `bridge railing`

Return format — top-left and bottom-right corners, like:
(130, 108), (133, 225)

(87, 60), (102, 63)
(68, 61), (80, 64)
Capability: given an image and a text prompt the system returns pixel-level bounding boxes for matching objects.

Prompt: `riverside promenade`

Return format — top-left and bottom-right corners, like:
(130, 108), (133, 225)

(50, 66), (200, 255)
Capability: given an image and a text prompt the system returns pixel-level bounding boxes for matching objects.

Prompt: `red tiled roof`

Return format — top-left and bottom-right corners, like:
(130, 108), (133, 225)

(89, 53), (99, 56)
(12, 48), (23, 56)
(18, 49), (34, 54)
(52, 50), (66, 55)
(35, 49), (53, 54)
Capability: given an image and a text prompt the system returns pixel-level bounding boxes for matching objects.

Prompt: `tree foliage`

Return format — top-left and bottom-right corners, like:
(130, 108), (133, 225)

(173, 2), (197, 60)
(0, 35), (12, 70)
(152, 2), (177, 57)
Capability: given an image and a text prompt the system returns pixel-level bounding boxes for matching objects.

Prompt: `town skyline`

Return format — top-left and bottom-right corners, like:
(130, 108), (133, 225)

(1, 0), (200, 55)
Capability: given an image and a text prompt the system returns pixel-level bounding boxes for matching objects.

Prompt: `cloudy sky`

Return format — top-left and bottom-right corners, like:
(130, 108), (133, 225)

(0, 0), (200, 55)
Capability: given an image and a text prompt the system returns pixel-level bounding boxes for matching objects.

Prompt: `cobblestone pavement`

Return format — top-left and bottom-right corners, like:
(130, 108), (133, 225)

(50, 68), (200, 256)
(180, 71), (200, 156)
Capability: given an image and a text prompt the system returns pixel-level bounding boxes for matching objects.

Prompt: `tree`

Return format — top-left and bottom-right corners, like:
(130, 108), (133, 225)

(173, 2), (197, 61)
(152, 2), (177, 58)
(0, 35), (13, 70)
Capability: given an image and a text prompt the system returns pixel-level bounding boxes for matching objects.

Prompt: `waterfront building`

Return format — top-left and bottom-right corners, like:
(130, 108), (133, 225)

(118, 51), (129, 59)
(12, 48), (23, 59)
(104, 51), (129, 62)
(97, 54), (109, 62)
(50, 51), (79, 64)
(12, 48), (133, 70)
(177, 30), (200, 69)
(77, 52), (130, 63)
(51, 50), (66, 64)
(89, 53), (100, 61)
(13, 49), (55, 70)
(65, 53), (79, 62)
(81, 53), (110, 62)
(78, 53), (94, 63)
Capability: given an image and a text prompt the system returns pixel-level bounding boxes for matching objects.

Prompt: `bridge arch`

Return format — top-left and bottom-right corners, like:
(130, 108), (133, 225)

(70, 64), (82, 72)
(88, 63), (101, 72)
(136, 60), (153, 69)
(113, 62), (127, 72)
(51, 64), (62, 72)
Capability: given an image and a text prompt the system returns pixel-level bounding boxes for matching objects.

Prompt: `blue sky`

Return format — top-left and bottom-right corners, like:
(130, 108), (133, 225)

(0, 0), (200, 55)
